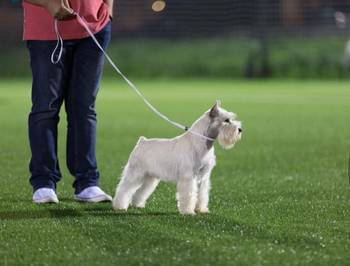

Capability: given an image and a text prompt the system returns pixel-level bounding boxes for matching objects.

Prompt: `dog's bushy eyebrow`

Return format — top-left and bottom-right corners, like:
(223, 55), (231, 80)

(229, 112), (237, 119)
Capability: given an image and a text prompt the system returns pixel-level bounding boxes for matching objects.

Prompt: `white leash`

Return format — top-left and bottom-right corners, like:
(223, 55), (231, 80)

(51, 20), (63, 64)
(51, 15), (215, 142)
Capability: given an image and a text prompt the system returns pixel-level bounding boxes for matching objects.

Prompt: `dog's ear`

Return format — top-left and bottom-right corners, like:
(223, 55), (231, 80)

(209, 100), (221, 117)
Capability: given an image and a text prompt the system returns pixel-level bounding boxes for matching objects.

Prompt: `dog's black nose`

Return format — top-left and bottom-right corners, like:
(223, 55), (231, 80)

(238, 128), (242, 133)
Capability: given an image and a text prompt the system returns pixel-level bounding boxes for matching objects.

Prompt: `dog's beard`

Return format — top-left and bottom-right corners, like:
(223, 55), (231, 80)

(217, 123), (241, 149)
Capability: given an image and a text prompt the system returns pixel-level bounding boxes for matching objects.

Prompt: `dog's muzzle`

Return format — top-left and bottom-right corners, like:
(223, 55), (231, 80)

(217, 121), (242, 149)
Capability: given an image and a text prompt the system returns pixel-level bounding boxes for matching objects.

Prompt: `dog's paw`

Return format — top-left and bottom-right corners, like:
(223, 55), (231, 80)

(113, 206), (128, 212)
(179, 209), (196, 215)
(112, 201), (128, 211)
(132, 202), (146, 208)
(196, 207), (210, 214)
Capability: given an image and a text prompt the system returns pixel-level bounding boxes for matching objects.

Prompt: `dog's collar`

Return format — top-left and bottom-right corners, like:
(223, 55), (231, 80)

(184, 126), (216, 142)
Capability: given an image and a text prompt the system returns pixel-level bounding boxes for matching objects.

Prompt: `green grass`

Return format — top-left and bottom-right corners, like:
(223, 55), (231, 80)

(0, 79), (349, 266)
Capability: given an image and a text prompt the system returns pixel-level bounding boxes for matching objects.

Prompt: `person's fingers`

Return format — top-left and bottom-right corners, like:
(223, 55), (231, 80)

(56, 7), (76, 20)
(62, 0), (75, 15)
(63, 0), (72, 9)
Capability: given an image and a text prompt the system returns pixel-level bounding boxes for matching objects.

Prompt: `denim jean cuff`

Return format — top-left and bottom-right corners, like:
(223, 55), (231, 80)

(30, 176), (57, 193)
(73, 171), (100, 194)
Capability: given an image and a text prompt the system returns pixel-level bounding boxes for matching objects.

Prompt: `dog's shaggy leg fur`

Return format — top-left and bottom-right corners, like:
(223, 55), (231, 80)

(131, 177), (160, 208)
(195, 175), (211, 213)
(177, 177), (197, 215)
(113, 165), (143, 210)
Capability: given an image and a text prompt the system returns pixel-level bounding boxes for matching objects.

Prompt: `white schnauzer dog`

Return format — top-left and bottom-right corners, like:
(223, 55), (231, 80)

(112, 101), (242, 215)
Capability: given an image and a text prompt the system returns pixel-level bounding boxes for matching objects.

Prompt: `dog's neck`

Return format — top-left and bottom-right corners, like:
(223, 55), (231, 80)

(185, 114), (219, 152)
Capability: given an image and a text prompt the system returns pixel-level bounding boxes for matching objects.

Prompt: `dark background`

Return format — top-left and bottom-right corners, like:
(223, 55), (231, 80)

(2, 0), (350, 79)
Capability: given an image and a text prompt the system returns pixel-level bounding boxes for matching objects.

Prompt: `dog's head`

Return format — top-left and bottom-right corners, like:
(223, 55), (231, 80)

(206, 100), (242, 149)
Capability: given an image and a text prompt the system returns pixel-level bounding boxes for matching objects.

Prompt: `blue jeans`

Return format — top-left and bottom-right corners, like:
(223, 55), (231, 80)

(27, 22), (111, 194)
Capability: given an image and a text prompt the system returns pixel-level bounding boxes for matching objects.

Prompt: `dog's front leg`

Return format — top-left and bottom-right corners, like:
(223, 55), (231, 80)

(177, 177), (197, 215)
(195, 175), (211, 213)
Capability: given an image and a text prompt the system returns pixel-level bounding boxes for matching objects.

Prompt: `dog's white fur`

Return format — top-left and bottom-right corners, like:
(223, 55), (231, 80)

(112, 101), (242, 215)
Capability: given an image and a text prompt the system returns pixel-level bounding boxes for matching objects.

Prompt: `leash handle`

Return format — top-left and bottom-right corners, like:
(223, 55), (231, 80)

(51, 14), (215, 142)
(51, 19), (63, 64)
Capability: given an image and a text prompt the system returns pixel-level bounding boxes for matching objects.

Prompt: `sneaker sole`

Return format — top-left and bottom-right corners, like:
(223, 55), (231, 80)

(74, 194), (112, 203)
(33, 196), (59, 204)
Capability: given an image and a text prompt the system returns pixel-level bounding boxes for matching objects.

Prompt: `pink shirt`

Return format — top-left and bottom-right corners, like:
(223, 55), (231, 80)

(23, 0), (110, 40)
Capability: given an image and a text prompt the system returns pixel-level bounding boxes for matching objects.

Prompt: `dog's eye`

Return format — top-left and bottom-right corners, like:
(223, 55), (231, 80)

(224, 119), (230, 123)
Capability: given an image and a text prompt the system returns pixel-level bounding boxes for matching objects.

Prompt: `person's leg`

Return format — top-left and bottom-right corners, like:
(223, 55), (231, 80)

(27, 40), (72, 192)
(65, 22), (111, 194)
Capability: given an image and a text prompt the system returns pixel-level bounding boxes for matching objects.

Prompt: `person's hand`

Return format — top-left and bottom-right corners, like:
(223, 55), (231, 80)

(43, 0), (76, 20)
(104, 0), (114, 20)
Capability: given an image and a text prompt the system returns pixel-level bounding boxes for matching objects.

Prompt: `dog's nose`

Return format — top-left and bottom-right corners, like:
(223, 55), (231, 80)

(238, 128), (242, 133)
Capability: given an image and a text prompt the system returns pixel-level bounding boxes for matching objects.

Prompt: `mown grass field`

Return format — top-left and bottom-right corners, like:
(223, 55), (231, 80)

(0, 79), (349, 266)
(2, 37), (349, 79)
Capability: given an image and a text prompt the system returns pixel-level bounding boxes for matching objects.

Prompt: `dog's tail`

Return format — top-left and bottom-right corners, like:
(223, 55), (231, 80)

(137, 136), (147, 144)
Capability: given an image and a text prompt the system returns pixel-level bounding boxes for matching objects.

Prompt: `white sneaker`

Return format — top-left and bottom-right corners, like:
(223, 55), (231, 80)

(74, 186), (112, 203)
(33, 188), (59, 204)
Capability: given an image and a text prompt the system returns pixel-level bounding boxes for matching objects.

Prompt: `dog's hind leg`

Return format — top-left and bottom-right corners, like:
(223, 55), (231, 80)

(112, 166), (144, 211)
(177, 177), (197, 215)
(131, 176), (160, 208)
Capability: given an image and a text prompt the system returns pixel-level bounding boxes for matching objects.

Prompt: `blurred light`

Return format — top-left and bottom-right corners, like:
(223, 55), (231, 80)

(335, 11), (346, 29)
(152, 1), (166, 13)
